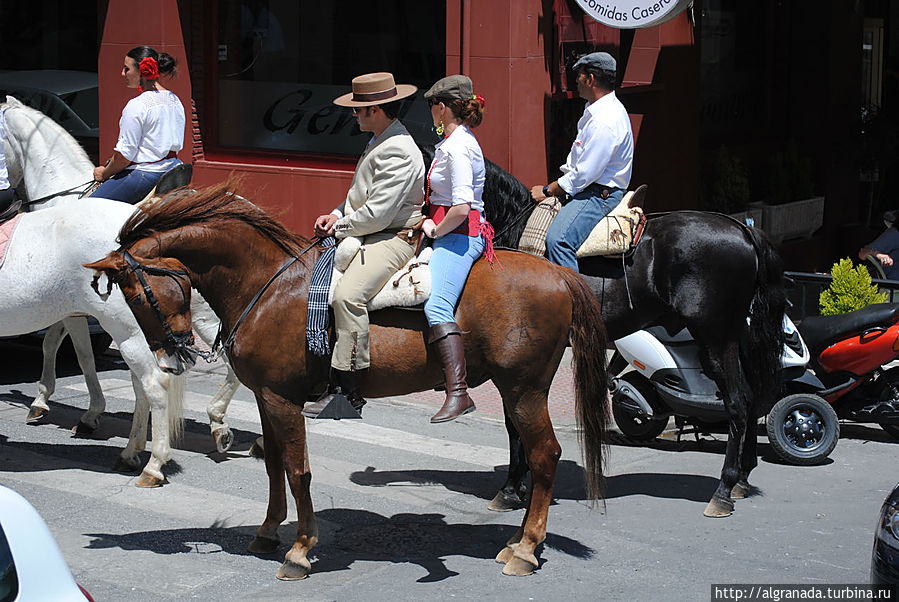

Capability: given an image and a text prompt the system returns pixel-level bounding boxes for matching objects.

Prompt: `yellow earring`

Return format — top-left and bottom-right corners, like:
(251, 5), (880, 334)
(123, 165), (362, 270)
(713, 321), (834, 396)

(436, 121), (445, 136)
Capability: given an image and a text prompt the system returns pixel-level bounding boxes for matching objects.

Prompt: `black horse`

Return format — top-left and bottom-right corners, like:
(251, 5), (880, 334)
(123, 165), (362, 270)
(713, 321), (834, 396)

(475, 160), (786, 517)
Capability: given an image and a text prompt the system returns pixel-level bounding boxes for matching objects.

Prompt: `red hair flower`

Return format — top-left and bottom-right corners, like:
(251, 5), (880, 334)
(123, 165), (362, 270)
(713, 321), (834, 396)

(473, 94), (486, 110)
(139, 57), (159, 80)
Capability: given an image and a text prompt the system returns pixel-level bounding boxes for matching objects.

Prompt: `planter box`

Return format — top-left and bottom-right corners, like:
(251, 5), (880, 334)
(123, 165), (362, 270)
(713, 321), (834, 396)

(761, 196), (825, 244)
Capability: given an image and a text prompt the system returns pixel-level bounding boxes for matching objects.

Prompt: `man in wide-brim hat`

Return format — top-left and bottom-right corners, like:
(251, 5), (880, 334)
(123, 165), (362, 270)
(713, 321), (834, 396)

(304, 72), (425, 418)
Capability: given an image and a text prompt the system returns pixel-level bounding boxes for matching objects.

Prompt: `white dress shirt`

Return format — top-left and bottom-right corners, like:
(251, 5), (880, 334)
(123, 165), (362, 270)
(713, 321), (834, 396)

(114, 90), (185, 173)
(427, 125), (485, 214)
(557, 91), (633, 196)
(0, 111), (9, 190)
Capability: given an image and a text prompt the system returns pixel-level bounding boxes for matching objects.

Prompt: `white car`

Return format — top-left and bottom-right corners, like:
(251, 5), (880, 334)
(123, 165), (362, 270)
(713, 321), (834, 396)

(0, 485), (93, 601)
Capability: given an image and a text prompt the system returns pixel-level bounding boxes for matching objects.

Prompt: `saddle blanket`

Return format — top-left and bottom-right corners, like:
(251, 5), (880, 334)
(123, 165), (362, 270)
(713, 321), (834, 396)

(0, 213), (21, 269)
(328, 236), (433, 311)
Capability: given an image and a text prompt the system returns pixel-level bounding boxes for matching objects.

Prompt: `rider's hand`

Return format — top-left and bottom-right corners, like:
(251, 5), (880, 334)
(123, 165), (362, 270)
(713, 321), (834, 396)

(93, 166), (107, 182)
(878, 253), (894, 267)
(530, 184), (547, 203)
(314, 214), (338, 237)
(422, 219), (438, 238)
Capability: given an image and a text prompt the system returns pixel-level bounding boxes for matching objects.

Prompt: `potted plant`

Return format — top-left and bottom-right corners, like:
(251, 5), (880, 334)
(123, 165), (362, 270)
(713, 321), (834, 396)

(760, 140), (824, 243)
(700, 146), (762, 226)
(819, 258), (887, 315)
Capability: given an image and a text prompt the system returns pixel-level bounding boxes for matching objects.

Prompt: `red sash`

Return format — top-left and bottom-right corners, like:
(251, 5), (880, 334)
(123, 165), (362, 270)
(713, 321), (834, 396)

(427, 204), (481, 236)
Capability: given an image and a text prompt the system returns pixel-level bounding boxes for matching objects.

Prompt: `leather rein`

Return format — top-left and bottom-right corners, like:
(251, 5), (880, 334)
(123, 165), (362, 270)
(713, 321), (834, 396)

(95, 237), (323, 365)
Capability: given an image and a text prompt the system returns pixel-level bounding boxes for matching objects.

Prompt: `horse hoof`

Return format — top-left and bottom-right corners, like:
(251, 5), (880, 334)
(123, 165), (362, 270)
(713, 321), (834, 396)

(502, 551), (538, 576)
(488, 490), (524, 512)
(25, 407), (48, 423)
(71, 421), (96, 435)
(135, 471), (164, 488)
(276, 558), (311, 581)
(214, 428), (234, 453)
(114, 457), (141, 473)
(248, 535), (280, 555)
(703, 496), (735, 518)
(249, 437), (265, 460)
(495, 545), (516, 564)
(731, 480), (751, 500)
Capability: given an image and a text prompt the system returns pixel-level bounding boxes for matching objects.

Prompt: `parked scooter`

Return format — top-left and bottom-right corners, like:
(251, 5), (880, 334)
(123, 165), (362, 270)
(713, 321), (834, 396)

(609, 315), (834, 465)
(611, 303), (899, 465)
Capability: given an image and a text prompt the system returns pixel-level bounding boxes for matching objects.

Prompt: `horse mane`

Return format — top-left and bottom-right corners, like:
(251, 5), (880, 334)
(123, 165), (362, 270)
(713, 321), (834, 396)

(1, 96), (94, 172)
(417, 142), (532, 249)
(118, 177), (311, 256)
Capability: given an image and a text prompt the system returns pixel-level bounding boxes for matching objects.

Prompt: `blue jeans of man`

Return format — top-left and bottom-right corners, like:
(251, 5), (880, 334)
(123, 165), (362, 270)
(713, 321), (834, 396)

(93, 167), (170, 205)
(546, 184), (625, 272)
(425, 232), (486, 325)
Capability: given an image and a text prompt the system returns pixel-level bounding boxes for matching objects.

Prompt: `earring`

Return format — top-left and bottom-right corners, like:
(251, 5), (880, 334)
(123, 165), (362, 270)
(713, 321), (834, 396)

(436, 121), (445, 136)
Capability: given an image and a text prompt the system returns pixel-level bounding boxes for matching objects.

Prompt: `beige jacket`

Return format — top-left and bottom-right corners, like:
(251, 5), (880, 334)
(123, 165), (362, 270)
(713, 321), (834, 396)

(333, 119), (425, 239)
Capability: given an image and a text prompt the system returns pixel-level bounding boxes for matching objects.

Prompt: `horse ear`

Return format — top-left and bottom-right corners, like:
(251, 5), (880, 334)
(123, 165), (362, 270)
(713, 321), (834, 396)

(83, 253), (127, 275)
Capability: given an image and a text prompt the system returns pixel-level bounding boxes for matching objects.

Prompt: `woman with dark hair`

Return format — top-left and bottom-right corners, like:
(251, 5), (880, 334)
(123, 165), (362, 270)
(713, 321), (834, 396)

(93, 45), (185, 203)
(420, 74), (493, 423)
(860, 209), (899, 280)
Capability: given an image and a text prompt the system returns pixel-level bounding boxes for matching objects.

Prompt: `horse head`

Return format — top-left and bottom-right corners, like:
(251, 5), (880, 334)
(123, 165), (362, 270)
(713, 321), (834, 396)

(85, 246), (196, 375)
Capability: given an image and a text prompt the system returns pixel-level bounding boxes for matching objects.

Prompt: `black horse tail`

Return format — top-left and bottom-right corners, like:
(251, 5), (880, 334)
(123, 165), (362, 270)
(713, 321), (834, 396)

(743, 226), (787, 413)
(558, 267), (610, 503)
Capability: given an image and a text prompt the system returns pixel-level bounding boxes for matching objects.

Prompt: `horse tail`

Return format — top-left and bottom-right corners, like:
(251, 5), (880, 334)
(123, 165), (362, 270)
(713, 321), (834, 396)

(558, 267), (610, 503)
(166, 372), (185, 444)
(743, 226), (787, 412)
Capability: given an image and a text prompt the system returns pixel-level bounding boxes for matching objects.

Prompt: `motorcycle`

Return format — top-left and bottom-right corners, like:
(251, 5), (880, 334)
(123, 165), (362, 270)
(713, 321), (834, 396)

(610, 303), (899, 465)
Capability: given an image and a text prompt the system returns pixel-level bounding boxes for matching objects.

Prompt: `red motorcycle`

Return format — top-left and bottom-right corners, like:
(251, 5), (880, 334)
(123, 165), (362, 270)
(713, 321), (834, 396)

(776, 303), (899, 459)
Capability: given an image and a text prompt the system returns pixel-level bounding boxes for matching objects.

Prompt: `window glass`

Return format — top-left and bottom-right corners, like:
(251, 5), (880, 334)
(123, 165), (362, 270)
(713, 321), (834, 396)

(0, 525), (19, 602)
(215, 0), (446, 156)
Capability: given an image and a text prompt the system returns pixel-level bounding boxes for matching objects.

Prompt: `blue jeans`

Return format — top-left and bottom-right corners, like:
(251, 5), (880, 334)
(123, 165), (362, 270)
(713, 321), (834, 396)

(546, 184), (625, 272)
(93, 167), (169, 205)
(425, 232), (486, 325)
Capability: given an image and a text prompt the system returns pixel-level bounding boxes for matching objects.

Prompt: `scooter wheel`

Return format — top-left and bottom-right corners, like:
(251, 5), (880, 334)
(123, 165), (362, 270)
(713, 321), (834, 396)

(766, 394), (839, 465)
(612, 373), (668, 441)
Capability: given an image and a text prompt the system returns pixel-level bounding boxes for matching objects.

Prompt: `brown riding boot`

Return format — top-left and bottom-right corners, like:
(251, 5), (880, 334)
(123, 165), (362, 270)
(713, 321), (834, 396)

(428, 322), (476, 423)
(302, 369), (367, 418)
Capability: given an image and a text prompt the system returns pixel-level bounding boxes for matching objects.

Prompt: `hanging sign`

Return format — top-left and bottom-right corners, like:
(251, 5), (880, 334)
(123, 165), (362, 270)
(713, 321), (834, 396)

(572, 0), (692, 29)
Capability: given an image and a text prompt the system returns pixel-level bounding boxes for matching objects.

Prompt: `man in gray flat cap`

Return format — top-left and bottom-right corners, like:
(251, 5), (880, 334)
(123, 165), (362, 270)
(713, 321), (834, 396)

(530, 51), (634, 271)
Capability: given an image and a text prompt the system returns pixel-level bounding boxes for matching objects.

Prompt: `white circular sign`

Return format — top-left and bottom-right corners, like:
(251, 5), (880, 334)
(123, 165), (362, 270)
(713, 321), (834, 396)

(573, 0), (692, 29)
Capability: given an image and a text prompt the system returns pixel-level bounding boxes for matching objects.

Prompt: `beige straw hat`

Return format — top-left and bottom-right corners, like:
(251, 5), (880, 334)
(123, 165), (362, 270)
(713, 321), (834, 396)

(333, 72), (418, 107)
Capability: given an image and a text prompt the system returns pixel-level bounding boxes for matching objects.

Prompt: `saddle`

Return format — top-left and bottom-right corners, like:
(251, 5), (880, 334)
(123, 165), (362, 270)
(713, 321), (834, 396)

(135, 163), (194, 208)
(519, 184), (648, 259)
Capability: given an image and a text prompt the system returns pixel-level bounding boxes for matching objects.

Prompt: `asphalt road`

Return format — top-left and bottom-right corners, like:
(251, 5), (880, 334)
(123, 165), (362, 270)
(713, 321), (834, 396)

(0, 341), (896, 601)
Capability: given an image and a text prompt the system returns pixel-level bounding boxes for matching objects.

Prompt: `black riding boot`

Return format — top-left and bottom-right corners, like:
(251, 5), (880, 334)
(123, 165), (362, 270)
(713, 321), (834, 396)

(301, 369), (367, 418)
(428, 322), (476, 423)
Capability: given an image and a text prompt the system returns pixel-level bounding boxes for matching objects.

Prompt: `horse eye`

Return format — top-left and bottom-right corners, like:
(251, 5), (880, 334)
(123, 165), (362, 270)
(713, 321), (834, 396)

(126, 292), (144, 306)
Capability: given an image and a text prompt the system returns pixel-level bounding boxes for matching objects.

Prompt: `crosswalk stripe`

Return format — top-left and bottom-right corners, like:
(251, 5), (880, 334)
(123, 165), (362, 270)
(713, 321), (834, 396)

(67, 378), (511, 469)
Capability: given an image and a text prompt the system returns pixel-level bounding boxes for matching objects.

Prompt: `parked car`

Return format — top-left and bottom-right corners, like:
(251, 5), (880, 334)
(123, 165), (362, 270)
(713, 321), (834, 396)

(872, 482), (899, 585)
(0, 485), (93, 601)
(0, 69), (99, 162)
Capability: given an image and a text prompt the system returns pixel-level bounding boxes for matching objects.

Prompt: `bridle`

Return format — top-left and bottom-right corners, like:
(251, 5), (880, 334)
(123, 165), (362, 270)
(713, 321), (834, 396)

(95, 237), (323, 365)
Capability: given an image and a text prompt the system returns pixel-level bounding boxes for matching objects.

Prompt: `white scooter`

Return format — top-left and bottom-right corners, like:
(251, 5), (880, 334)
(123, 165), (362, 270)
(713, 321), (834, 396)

(609, 315), (838, 465)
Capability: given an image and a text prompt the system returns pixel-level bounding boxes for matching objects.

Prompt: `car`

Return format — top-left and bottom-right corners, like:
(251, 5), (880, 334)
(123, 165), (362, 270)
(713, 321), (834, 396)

(0, 70), (99, 162)
(0, 485), (93, 601)
(872, 482), (899, 585)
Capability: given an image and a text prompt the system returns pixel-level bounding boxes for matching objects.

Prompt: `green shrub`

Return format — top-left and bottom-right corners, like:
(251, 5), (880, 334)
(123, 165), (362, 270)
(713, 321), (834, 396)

(819, 258), (888, 315)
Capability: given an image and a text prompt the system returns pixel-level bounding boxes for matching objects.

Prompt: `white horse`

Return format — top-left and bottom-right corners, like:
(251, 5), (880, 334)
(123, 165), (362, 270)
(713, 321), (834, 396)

(1, 97), (239, 465)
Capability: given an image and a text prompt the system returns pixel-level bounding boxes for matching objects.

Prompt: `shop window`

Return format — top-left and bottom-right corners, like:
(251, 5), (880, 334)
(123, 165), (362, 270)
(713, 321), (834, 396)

(862, 18), (884, 109)
(212, 0), (445, 159)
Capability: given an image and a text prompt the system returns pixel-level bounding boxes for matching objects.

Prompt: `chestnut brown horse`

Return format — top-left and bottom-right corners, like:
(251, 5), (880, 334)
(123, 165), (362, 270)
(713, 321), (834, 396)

(85, 180), (610, 580)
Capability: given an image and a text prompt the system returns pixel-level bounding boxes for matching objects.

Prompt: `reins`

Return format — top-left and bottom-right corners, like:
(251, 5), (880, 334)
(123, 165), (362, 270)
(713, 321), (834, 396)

(22, 180), (98, 208)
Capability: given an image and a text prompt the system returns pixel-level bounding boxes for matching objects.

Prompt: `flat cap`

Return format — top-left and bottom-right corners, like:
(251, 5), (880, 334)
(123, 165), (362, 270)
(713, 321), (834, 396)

(573, 51), (616, 72)
(424, 75), (473, 101)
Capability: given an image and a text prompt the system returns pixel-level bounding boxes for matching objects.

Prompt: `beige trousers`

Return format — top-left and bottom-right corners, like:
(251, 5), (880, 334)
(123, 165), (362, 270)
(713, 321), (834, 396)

(331, 231), (414, 371)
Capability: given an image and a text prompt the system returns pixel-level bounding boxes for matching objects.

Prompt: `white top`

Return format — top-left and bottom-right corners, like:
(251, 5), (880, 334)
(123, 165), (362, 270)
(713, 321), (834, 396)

(0, 111), (9, 189)
(114, 90), (185, 173)
(427, 125), (485, 214)
(558, 91), (633, 196)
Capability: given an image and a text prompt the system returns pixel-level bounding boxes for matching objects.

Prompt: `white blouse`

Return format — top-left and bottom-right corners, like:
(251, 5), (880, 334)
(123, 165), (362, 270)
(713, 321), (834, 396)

(427, 125), (485, 214)
(114, 90), (185, 172)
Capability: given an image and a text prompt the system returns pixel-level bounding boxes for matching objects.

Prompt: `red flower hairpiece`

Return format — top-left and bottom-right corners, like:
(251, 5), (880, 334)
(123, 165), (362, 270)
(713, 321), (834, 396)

(473, 94), (486, 109)
(139, 57), (159, 81)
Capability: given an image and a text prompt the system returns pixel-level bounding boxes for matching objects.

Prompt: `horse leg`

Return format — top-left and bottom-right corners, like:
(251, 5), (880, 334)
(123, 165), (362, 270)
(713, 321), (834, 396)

(495, 388), (561, 576)
(488, 412), (529, 512)
(701, 343), (749, 517)
(732, 392), (760, 500)
(64, 317), (107, 433)
(115, 371), (149, 473)
(247, 397), (288, 556)
(190, 292), (237, 452)
(27, 321), (67, 422)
